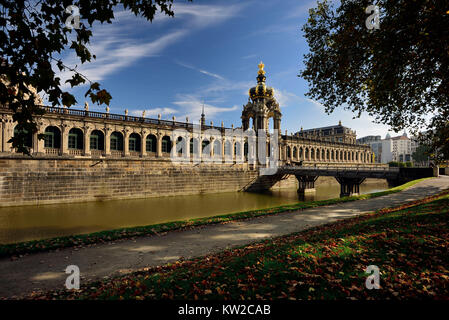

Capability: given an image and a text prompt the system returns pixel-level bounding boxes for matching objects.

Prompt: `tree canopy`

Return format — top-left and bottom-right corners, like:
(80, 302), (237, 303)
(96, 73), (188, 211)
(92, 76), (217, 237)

(301, 0), (449, 161)
(0, 0), (190, 153)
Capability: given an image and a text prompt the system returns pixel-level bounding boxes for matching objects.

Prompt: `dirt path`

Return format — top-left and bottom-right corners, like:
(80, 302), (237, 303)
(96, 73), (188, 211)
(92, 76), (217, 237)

(1, 176), (448, 299)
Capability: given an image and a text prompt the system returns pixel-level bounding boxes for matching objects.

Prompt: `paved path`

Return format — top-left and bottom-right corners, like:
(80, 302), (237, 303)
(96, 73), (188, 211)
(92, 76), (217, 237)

(1, 176), (448, 299)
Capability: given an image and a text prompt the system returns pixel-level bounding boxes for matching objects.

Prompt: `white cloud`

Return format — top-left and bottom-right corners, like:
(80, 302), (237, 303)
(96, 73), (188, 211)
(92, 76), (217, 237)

(131, 107), (178, 117)
(172, 94), (238, 122)
(58, 3), (245, 88)
(274, 89), (303, 107)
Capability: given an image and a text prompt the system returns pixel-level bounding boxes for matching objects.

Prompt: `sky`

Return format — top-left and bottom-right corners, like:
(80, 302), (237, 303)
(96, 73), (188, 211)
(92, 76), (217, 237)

(58, 0), (397, 139)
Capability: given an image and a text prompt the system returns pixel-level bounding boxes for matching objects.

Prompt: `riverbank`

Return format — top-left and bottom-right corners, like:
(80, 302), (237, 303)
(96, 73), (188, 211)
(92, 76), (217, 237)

(1, 176), (447, 299)
(36, 188), (449, 300)
(0, 178), (430, 258)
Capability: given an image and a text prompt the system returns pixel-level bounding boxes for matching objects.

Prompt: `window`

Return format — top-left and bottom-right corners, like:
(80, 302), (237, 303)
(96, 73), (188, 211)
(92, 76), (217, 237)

(44, 126), (61, 148)
(129, 133), (141, 152)
(110, 132), (123, 151)
(90, 130), (104, 150)
(68, 128), (83, 150)
(162, 136), (171, 153)
(146, 135), (157, 153)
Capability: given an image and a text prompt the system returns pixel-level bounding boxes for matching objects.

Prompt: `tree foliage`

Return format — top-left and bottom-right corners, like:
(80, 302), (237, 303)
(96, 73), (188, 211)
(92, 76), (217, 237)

(0, 0), (190, 153)
(301, 0), (449, 161)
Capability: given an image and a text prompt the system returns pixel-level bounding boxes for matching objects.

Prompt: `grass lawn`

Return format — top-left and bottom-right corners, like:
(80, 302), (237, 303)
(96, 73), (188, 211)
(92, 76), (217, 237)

(31, 188), (449, 300)
(0, 178), (431, 258)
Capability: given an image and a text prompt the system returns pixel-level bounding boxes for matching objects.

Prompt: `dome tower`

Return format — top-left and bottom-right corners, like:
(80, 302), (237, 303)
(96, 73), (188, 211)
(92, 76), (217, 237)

(242, 62), (281, 134)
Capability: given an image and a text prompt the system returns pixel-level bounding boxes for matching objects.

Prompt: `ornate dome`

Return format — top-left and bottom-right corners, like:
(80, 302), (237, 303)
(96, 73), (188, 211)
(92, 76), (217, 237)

(249, 62), (274, 101)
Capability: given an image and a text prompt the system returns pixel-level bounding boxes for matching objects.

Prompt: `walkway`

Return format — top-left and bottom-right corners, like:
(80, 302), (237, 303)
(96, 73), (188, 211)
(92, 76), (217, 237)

(1, 176), (448, 298)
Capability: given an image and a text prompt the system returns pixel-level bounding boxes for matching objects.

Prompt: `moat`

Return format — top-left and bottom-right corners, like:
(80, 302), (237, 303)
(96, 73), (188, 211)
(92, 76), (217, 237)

(0, 181), (387, 244)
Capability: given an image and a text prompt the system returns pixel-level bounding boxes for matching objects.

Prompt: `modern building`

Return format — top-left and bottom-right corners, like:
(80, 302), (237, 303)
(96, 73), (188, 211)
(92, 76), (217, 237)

(380, 132), (418, 163)
(356, 135), (382, 163)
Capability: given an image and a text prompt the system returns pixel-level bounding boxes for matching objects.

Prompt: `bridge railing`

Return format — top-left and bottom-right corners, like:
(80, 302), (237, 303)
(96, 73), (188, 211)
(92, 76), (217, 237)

(279, 165), (397, 172)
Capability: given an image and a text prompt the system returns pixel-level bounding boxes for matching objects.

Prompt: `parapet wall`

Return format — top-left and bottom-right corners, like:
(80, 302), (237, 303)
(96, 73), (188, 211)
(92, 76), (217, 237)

(0, 157), (262, 207)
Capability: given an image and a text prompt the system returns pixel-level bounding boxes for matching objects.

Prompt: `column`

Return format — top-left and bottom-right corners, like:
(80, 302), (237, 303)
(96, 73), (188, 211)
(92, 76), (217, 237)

(105, 129), (111, 156)
(83, 127), (91, 156)
(141, 132), (147, 157)
(335, 177), (366, 197)
(61, 124), (68, 155)
(124, 130), (130, 156)
(156, 133), (162, 158)
(295, 175), (318, 198)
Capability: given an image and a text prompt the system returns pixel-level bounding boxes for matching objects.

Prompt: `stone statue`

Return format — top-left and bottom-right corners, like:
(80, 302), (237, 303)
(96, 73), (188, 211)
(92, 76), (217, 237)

(142, 110), (146, 118)
(125, 109), (128, 116)
(106, 106), (110, 113)
(84, 101), (89, 111)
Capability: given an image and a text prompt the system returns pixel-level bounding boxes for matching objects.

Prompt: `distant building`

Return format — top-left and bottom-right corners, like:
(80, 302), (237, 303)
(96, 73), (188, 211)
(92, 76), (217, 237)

(294, 121), (357, 145)
(357, 135), (382, 163)
(380, 132), (418, 163)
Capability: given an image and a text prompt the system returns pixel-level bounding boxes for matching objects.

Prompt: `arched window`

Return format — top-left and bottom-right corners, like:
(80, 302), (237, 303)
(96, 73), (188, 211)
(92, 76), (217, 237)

(129, 133), (141, 152)
(110, 132), (124, 151)
(316, 148), (320, 160)
(305, 148), (309, 160)
(44, 126), (61, 149)
(244, 141), (249, 159)
(311, 148), (315, 160)
(322, 149), (326, 160)
(202, 140), (210, 153)
(224, 140), (232, 156)
(293, 147), (298, 159)
(146, 134), (157, 153)
(68, 128), (83, 150)
(213, 139), (221, 156)
(234, 142), (241, 157)
(14, 125), (33, 149)
(326, 150), (330, 160)
(299, 147), (303, 160)
(162, 136), (171, 153)
(90, 130), (104, 151)
(176, 136), (186, 155)
(287, 146), (291, 158)
(190, 138), (199, 155)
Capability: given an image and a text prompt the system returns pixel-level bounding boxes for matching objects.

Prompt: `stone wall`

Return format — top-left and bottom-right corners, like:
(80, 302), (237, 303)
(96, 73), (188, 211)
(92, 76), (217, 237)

(0, 158), (260, 207)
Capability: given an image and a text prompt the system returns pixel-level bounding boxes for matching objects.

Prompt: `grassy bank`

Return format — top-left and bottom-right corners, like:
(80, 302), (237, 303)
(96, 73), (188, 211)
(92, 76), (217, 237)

(0, 178), (431, 258)
(32, 188), (449, 300)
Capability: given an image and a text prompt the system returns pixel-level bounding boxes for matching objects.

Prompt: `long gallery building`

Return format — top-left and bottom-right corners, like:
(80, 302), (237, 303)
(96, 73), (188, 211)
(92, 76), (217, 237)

(0, 63), (376, 207)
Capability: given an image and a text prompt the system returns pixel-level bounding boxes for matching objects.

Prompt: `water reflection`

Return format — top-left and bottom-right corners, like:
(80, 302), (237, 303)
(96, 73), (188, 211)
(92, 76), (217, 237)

(0, 182), (387, 244)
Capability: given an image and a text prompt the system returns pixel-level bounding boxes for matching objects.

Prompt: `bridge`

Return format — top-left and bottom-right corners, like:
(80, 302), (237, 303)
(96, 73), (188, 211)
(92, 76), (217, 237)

(243, 165), (434, 197)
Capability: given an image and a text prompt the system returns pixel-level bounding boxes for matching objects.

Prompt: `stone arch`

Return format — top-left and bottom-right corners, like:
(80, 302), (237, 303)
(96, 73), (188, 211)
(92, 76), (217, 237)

(90, 129), (105, 151)
(161, 135), (172, 153)
(68, 127), (83, 150)
(44, 126), (61, 149)
(293, 146), (298, 160)
(146, 134), (157, 153)
(110, 131), (124, 151)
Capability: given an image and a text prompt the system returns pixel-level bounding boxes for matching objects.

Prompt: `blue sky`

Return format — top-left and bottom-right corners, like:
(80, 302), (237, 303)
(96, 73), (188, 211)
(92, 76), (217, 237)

(59, 0), (394, 139)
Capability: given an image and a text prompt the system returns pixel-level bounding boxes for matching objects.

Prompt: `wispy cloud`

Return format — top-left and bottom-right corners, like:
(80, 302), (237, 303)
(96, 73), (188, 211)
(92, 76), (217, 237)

(175, 60), (225, 80)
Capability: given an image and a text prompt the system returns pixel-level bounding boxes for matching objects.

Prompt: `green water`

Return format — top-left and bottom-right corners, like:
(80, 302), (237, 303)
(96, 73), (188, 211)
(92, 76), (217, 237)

(0, 182), (387, 244)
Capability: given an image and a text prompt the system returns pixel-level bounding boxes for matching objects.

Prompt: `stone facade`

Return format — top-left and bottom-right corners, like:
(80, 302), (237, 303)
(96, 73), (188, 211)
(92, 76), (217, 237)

(0, 158), (260, 207)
